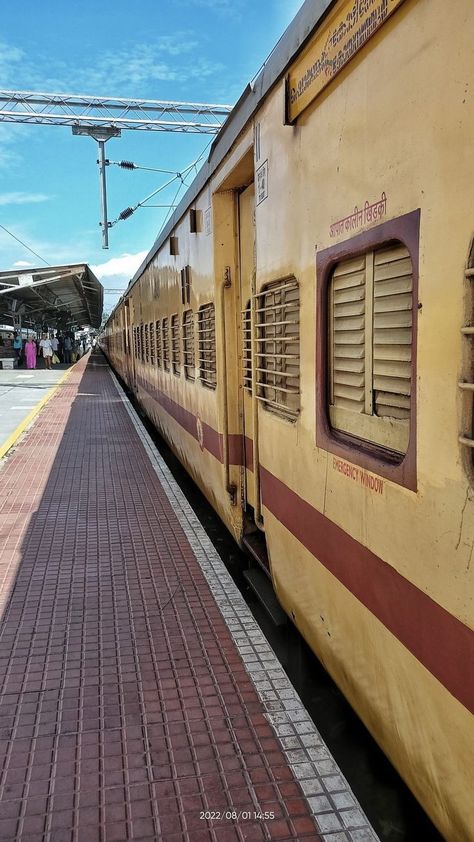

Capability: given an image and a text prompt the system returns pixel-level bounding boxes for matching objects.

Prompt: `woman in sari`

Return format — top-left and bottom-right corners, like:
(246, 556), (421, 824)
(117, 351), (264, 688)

(25, 335), (37, 370)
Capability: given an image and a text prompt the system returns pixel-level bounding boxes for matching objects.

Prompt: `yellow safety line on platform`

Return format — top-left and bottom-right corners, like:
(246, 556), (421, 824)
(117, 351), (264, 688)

(0, 359), (81, 461)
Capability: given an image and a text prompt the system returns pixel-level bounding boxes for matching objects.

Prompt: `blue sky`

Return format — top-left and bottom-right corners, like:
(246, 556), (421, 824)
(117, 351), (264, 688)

(0, 0), (302, 317)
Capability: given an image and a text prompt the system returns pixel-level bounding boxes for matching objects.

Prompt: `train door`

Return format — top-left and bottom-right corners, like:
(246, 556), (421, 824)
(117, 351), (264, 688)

(238, 183), (256, 511)
(124, 299), (137, 391)
(238, 182), (270, 574)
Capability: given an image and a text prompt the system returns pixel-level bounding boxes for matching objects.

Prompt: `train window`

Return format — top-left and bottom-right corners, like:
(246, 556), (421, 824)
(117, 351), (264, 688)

(329, 243), (412, 453)
(183, 310), (195, 381)
(198, 303), (217, 389)
(255, 278), (300, 421)
(171, 314), (180, 375)
(163, 318), (170, 372)
(189, 209), (202, 233)
(144, 323), (149, 364)
(155, 320), (162, 368)
(242, 300), (252, 393)
(133, 327), (138, 358)
(170, 236), (179, 256)
(140, 324), (145, 363)
(180, 266), (191, 306)
(149, 322), (155, 366)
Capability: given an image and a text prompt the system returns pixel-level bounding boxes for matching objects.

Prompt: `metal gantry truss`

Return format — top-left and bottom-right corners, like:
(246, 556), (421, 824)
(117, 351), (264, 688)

(0, 89), (234, 248)
(0, 89), (233, 133)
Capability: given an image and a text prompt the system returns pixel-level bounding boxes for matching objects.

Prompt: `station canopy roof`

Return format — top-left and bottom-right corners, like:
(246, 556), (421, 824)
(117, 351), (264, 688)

(0, 263), (103, 330)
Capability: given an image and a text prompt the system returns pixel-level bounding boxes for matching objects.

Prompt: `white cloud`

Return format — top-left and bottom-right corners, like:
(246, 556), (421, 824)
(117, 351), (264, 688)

(78, 43), (222, 91)
(0, 41), (24, 87)
(13, 260), (34, 267)
(0, 33), (225, 100)
(91, 251), (148, 280)
(0, 224), (98, 272)
(0, 125), (31, 171)
(180, 0), (243, 18)
(0, 192), (51, 206)
(91, 251), (149, 312)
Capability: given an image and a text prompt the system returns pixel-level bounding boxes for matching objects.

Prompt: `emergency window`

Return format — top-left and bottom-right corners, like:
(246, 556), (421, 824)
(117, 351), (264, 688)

(329, 242), (412, 453)
(198, 303), (217, 389)
(255, 278), (300, 421)
(171, 314), (180, 375)
(163, 317), (170, 372)
(183, 310), (195, 381)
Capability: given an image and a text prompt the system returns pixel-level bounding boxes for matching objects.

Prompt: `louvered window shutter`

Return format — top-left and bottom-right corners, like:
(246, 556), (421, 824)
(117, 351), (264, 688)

(330, 256), (366, 412)
(373, 245), (412, 419)
(329, 243), (413, 453)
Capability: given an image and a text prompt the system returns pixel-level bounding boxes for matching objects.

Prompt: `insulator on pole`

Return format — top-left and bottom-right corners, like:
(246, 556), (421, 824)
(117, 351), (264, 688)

(119, 206), (134, 220)
(120, 160), (136, 169)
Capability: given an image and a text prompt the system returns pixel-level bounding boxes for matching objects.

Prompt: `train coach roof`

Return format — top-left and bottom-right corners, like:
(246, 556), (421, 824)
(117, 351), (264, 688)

(121, 0), (334, 303)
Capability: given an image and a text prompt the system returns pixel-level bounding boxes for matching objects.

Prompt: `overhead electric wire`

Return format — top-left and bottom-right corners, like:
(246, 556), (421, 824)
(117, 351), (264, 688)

(110, 137), (214, 229)
(157, 178), (187, 236)
(107, 160), (179, 175)
(0, 223), (50, 266)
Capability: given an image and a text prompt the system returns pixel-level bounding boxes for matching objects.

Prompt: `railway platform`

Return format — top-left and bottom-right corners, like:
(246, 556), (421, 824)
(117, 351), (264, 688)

(0, 352), (377, 842)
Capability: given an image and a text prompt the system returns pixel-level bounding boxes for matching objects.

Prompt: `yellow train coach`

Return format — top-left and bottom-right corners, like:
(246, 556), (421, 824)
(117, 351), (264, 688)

(102, 0), (474, 838)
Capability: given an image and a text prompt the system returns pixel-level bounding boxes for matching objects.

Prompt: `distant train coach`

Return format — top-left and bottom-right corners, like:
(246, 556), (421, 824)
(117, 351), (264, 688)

(102, 1), (474, 839)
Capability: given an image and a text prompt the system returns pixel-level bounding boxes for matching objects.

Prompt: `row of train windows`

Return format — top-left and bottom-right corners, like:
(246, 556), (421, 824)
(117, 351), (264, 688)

(110, 241), (413, 454)
(133, 303), (216, 389)
(243, 242), (413, 453)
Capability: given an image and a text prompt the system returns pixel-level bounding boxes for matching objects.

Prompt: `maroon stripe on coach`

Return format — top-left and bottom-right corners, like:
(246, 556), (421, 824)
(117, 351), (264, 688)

(137, 374), (242, 465)
(135, 374), (474, 714)
(260, 466), (474, 715)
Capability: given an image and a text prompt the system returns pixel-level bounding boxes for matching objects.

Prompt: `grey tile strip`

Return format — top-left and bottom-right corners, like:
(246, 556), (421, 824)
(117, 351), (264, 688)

(109, 367), (379, 842)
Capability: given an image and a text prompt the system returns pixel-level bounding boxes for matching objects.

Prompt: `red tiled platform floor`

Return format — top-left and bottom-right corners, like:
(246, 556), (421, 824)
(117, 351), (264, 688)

(0, 354), (322, 842)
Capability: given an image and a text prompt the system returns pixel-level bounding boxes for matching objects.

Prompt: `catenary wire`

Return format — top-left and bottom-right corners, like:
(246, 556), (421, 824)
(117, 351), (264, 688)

(0, 223), (51, 266)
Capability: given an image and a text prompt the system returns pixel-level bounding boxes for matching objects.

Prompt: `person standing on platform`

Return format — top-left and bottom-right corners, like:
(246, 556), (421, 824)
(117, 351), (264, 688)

(51, 333), (59, 363)
(63, 334), (72, 364)
(25, 335), (37, 370)
(39, 333), (53, 369)
(13, 332), (22, 365)
(58, 333), (64, 363)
